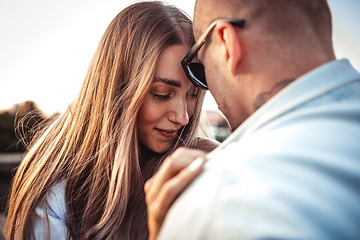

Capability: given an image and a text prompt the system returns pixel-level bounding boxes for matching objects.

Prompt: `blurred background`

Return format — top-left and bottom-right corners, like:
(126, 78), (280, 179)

(0, 0), (360, 228)
(1, 0), (360, 137)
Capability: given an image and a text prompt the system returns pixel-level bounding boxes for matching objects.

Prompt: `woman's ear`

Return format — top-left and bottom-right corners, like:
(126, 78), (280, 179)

(214, 21), (242, 76)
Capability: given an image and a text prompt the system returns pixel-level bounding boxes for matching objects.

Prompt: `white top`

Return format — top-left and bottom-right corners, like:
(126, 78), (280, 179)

(158, 59), (360, 240)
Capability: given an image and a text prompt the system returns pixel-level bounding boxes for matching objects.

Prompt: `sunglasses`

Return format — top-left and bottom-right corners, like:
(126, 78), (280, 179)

(181, 18), (245, 90)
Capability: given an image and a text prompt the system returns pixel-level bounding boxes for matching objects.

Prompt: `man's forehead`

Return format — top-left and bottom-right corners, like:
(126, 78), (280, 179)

(192, 23), (203, 40)
(193, 3), (214, 39)
(193, 9), (205, 38)
(193, 0), (233, 39)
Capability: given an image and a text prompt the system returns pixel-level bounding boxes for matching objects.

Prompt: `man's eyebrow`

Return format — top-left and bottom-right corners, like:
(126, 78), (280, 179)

(154, 77), (181, 88)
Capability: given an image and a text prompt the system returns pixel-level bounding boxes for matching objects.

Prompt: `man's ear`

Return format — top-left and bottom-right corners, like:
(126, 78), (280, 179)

(213, 21), (242, 76)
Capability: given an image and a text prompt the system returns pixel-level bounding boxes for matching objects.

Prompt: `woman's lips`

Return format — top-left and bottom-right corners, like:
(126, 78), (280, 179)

(155, 128), (178, 138)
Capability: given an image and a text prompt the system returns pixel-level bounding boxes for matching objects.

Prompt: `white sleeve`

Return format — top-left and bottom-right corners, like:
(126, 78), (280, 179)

(33, 181), (68, 240)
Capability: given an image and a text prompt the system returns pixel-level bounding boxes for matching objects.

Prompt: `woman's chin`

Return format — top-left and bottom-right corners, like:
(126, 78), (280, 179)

(150, 144), (172, 154)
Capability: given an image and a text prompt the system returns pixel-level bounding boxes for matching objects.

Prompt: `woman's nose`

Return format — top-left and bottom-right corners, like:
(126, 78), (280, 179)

(168, 99), (189, 126)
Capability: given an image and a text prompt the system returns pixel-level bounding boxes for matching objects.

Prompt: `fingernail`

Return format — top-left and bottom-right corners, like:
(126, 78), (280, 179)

(188, 157), (204, 172)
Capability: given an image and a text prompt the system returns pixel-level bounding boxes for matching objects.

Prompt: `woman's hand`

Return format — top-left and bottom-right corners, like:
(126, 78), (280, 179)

(144, 147), (207, 240)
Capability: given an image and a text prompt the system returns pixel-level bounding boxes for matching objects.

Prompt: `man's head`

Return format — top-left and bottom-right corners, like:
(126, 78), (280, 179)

(192, 0), (335, 130)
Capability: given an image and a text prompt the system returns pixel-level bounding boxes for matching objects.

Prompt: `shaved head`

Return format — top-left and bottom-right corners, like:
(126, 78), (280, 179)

(194, 0), (333, 55)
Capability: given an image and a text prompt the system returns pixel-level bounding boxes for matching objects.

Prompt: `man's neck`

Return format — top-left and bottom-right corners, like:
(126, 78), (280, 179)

(250, 54), (335, 112)
(253, 78), (295, 111)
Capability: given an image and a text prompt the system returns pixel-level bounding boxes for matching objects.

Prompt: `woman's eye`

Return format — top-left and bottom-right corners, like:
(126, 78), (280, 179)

(186, 92), (198, 100)
(151, 92), (172, 100)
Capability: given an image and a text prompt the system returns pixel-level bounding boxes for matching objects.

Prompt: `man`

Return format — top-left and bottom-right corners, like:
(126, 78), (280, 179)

(145, 0), (360, 239)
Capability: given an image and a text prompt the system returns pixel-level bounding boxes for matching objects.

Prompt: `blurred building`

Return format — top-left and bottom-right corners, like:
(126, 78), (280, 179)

(205, 110), (231, 142)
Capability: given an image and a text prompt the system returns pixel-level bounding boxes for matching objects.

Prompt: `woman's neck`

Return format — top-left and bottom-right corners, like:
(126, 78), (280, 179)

(139, 142), (159, 160)
(138, 143), (162, 170)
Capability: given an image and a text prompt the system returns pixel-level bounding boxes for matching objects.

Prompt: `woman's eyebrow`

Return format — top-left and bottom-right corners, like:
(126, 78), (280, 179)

(154, 77), (181, 88)
(190, 86), (200, 94)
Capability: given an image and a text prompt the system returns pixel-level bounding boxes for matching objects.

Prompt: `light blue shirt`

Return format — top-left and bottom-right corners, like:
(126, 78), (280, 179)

(158, 59), (360, 240)
(34, 181), (67, 239)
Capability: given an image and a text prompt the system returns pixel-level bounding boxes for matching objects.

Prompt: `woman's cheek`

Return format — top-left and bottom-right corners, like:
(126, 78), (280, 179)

(187, 100), (197, 118)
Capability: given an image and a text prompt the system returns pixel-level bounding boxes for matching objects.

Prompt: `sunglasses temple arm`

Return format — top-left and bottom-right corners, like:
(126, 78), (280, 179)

(182, 40), (206, 67)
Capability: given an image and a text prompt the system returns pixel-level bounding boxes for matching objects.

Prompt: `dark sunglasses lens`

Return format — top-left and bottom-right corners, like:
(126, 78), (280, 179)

(188, 63), (208, 89)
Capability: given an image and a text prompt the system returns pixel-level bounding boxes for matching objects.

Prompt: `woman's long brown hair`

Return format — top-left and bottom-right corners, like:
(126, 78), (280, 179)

(5, 2), (204, 239)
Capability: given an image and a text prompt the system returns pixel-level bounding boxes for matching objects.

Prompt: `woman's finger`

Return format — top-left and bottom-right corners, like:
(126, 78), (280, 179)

(146, 148), (206, 201)
(144, 177), (153, 194)
(146, 155), (207, 240)
(153, 157), (206, 220)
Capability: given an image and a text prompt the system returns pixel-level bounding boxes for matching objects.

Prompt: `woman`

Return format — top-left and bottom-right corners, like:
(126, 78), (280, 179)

(5, 2), (217, 239)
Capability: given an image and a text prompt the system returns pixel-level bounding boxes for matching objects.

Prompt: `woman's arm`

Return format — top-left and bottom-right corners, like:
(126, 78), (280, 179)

(145, 148), (207, 240)
(144, 138), (218, 240)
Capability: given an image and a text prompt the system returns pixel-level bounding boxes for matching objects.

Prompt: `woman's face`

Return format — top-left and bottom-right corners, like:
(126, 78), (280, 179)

(137, 44), (199, 153)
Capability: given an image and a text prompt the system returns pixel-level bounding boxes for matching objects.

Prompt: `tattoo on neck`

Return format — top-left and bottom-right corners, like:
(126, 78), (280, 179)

(253, 79), (295, 111)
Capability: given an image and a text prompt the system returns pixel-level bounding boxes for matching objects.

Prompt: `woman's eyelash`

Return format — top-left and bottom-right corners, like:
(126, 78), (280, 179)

(150, 91), (197, 100)
(187, 91), (199, 99)
(151, 92), (171, 100)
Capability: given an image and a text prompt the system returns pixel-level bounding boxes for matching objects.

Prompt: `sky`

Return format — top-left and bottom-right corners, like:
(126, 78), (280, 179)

(0, 0), (359, 115)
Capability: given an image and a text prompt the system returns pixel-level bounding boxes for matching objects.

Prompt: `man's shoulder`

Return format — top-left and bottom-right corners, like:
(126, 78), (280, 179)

(158, 105), (360, 239)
